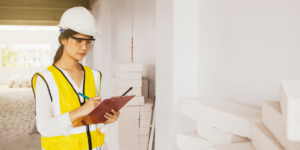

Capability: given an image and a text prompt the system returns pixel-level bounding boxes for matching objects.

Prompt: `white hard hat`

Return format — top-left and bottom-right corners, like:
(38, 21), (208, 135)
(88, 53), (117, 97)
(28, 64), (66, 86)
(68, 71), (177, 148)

(57, 6), (100, 37)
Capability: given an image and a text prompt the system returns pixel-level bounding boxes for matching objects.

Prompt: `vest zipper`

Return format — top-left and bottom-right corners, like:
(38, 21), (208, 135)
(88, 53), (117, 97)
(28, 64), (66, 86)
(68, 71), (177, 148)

(81, 64), (93, 150)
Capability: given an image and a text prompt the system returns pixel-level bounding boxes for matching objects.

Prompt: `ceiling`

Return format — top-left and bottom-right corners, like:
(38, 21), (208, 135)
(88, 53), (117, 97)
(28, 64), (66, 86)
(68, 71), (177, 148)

(0, 0), (97, 26)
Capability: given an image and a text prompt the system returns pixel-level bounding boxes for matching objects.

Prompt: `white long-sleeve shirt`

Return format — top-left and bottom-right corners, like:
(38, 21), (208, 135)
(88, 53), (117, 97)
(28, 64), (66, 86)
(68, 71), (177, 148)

(35, 66), (107, 137)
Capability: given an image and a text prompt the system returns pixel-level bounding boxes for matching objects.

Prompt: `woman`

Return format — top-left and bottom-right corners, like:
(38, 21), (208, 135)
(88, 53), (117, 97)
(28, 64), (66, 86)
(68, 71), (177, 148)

(31, 7), (119, 150)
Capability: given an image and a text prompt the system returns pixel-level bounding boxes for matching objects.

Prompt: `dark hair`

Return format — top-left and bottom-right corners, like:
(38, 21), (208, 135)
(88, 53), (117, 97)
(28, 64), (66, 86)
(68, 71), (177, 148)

(53, 29), (79, 64)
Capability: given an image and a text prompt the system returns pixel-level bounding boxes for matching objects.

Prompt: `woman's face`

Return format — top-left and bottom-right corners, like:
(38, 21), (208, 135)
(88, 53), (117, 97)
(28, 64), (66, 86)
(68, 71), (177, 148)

(61, 33), (94, 61)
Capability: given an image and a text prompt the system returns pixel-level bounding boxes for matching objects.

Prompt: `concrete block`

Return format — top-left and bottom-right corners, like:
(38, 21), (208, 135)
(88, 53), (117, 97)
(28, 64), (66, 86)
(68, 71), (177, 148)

(140, 135), (149, 143)
(116, 79), (142, 88)
(180, 98), (262, 138)
(112, 76), (116, 85)
(119, 144), (139, 150)
(114, 85), (142, 96)
(113, 63), (143, 72)
(140, 143), (148, 150)
(197, 122), (250, 145)
(140, 127), (150, 135)
(119, 112), (140, 121)
(262, 101), (300, 150)
(120, 106), (140, 113)
(140, 112), (152, 120)
(177, 130), (216, 150)
(251, 122), (284, 150)
(119, 128), (139, 137)
(142, 78), (148, 98)
(209, 142), (255, 150)
(119, 135), (139, 144)
(140, 98), (154, 112)
(140, 120), (151, 128)
(116, 71), (142, 80)
(280, 80), (300, 141)
(119, 120), (139, 129)
(125, 96), (145, 106)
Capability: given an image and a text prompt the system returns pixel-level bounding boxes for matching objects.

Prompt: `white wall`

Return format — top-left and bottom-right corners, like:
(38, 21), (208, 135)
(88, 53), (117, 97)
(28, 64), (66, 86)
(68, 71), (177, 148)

(156, 0), (199, 149)
(0, 30), (59, 84)
(198, 0), (300, 109)
(111, 0), (156, 99)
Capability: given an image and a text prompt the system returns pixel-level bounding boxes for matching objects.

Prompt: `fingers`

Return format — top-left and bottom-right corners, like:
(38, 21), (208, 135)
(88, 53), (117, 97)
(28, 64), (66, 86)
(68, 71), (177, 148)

(111, 109), (117, 116)
(91, 96), (101, 101)
(105, 112), (113, 118)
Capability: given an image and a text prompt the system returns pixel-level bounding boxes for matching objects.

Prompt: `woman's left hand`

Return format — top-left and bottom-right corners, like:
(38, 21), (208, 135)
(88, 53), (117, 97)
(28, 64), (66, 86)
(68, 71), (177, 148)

(103, 109), (120, 125)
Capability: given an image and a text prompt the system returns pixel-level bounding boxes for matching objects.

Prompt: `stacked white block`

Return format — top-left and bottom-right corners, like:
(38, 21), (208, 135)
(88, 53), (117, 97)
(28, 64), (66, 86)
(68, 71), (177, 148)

(250, 122), (284, 150)
(196, 122), (250, 145)
(139, 98), (154, 150)
(180, 98), (262, 138)
(113, 63), (155, 150)
(209, 142), (256, 150)
(262, 101), (300, 150)
(177, 130), (216, 150)
(280, 80), (300, 141)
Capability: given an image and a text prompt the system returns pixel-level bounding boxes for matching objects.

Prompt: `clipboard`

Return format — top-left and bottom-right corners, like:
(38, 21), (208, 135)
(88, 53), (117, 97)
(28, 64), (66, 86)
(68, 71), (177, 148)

(73, 95), (136, 128)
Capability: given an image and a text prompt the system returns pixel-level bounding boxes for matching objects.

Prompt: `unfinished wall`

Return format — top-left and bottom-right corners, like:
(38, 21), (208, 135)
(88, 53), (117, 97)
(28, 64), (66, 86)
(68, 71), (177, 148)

(111, 0), (156, 99)
(198, 0), (300, 109)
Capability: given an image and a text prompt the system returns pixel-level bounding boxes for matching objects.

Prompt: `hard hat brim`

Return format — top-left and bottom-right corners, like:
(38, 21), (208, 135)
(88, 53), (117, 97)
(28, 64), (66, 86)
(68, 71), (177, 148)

(57, 25), (101, 38)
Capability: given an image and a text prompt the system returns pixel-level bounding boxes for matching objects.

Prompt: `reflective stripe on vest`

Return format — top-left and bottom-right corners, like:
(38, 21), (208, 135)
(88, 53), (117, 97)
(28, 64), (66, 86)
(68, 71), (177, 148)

(31, 64), (105, 150)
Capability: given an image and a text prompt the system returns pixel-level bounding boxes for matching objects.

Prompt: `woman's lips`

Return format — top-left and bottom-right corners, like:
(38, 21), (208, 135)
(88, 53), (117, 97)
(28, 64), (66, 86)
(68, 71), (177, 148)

(78, 53), (85, 56)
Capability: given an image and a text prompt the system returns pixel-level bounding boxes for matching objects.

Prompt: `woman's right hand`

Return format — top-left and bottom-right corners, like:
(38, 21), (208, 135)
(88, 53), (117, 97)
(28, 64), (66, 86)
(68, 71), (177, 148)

(69, 96), (101, 123)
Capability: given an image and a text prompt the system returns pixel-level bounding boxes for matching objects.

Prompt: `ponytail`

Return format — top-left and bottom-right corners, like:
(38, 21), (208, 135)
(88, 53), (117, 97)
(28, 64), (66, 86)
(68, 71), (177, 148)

(53, 29), (79, 64)
(53, 45), (64, 64)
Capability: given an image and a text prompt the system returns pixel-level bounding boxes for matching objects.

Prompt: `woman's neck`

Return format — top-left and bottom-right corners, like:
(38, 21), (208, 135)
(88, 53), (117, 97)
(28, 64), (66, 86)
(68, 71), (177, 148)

(54, 54), (81, 71)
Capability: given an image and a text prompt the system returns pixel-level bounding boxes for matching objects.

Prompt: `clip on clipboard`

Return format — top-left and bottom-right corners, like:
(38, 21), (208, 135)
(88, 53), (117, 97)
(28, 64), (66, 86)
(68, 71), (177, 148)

(73, 95), (135, 128)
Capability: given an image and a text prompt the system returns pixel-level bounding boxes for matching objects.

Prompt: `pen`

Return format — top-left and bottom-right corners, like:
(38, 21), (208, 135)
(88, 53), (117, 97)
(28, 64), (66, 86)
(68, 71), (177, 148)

(122, 87), (133, 96)
(78, 92), (90, 100)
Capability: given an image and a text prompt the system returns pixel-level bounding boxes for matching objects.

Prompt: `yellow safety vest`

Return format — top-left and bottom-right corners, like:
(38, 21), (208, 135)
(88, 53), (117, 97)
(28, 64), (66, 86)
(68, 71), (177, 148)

(31, 64), (105, 150)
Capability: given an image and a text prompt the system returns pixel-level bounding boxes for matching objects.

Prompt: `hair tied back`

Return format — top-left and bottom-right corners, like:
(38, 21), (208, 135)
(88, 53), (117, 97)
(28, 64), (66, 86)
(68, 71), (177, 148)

(61, 29), (66, 34)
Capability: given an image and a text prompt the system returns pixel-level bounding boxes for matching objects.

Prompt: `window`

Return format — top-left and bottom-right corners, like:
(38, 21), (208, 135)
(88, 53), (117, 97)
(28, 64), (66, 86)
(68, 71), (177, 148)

(2, 44), (51, 67)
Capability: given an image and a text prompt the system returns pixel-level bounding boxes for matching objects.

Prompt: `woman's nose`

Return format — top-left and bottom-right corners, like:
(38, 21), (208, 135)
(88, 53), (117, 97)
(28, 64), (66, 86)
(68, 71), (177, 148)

(80, 43), (87, 50)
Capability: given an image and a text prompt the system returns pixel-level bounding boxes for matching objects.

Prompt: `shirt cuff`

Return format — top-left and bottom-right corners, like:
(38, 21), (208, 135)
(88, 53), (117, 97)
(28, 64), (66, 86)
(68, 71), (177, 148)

(59, 112), (73, 137)
(97, 123), (108, 133)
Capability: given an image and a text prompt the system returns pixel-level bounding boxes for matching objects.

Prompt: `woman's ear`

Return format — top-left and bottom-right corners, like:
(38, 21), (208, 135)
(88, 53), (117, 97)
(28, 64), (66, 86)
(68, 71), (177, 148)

(61, 38), (66, 46)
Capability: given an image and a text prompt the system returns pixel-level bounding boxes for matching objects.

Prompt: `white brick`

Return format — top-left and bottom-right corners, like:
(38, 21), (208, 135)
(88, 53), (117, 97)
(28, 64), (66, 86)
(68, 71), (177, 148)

(140, 120), (151, 128)
(209, 142), (255, 150)
(119, 144), (139, 150)
(120, 106), (140, 113)
(180, 98), (262, 138)
(280, 80), (300, 141)
(114, 85), (142, 96)
(116, 78), (142, 88)
(113, 63), (143, 72)
(251, 122), (284, 150)
(119, 112), (140, 121)
(142, 78), (148, 98)
(140, 112), (152, 120)
(262, 101), (300, 150)
(197, 122), (250, 145)
(140, 143), (148, 150)
(119, 128), (139, 137)
(139, 127), (150, 135)
(125, 96), (145, 106)
(140, 135), (149, 143)
(140, 98), (153, 112)
(112, 76), (116, 85)
(116, 71), (142, 80)
(119, 120), (139, 129)
(177, 130), (216, 150)
(119, 135), (139, 144)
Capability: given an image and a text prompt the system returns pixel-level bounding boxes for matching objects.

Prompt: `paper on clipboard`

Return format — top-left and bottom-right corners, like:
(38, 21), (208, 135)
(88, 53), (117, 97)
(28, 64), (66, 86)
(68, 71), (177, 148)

(73, 95), (136, 128)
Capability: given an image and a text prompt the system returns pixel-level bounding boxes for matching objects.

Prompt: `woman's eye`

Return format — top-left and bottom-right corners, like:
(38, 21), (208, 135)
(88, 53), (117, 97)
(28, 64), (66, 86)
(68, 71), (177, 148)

(76, 39), (82, 42)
